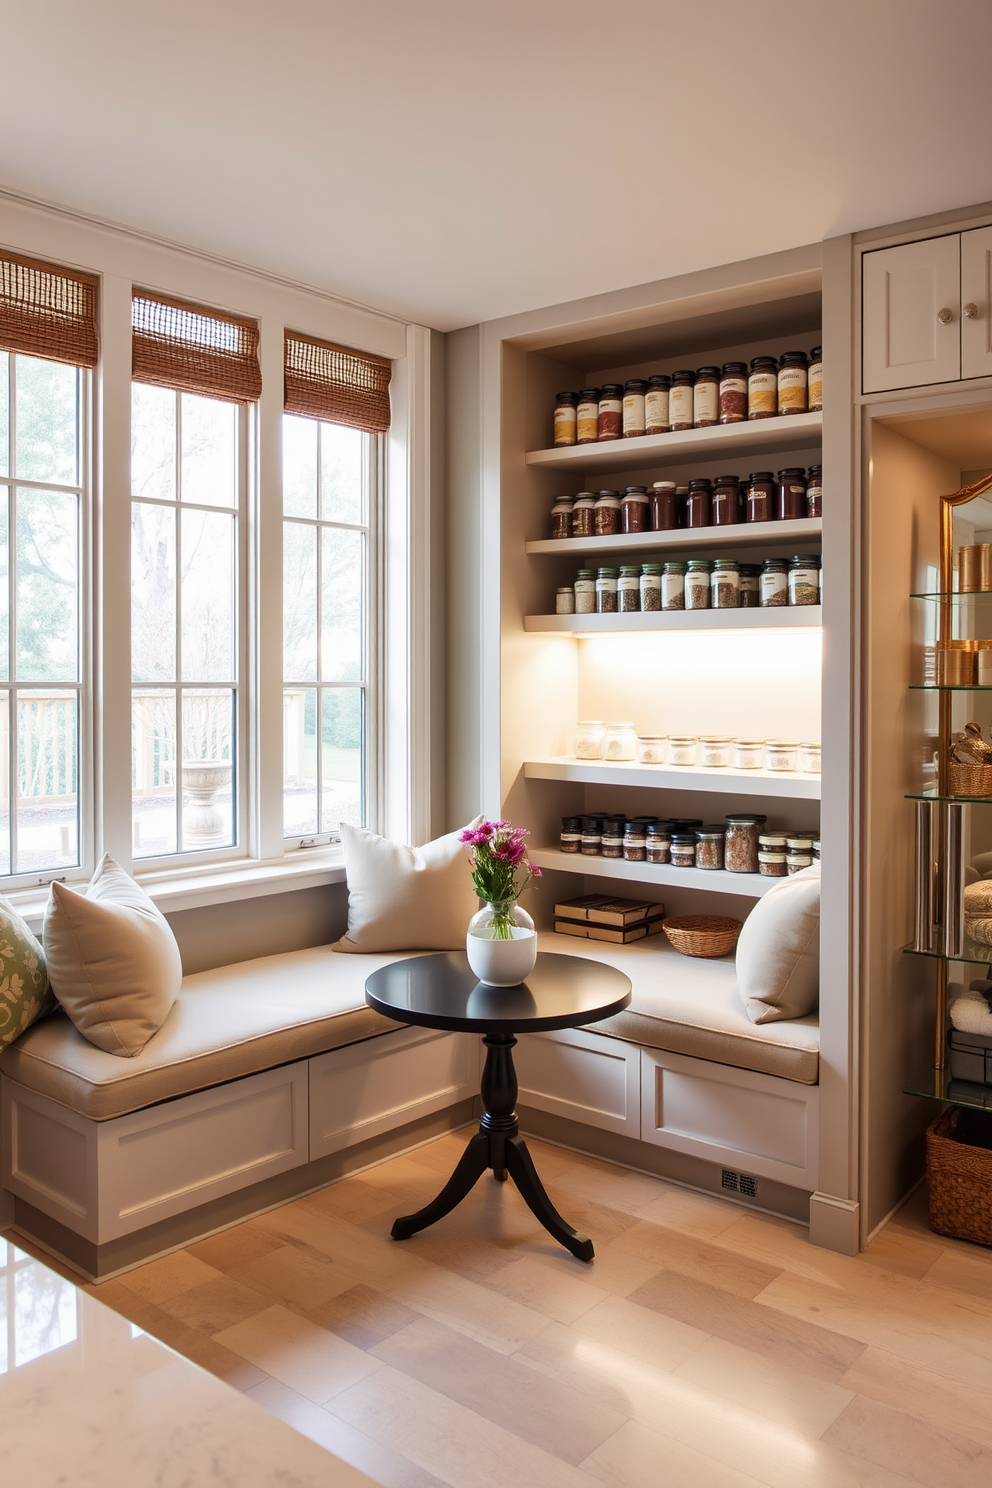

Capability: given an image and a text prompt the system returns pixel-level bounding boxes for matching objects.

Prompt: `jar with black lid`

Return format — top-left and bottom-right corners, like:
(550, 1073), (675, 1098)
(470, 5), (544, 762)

(670, 833), (697, 869)
(622, 823), (647, 862)
(696, 825), (726, 870)
(623, 380), (648, 438)
(581, 817), (602, 855)
(806, 465), (822, 518)
(601, 820), (625, 859)
(650, 480), (681, 531)
(553, 391), (577, 447)
(738, 563), (760, 607)
(808, 347), (823, 413)
(748, 357), (778, 420)
(560, 816), (582, 854)
(618, 565), (641, 612)
(777, 468), (807, 521)
(598, 384), (623, 441)
(594, 490), (621, 536)
(646, 821), (673, 864)
(777, 352), (808, 416)
(746, 471), (775, 523)
(645, 374), (671, 434)
(576, 389), (600, 445)
(686, 478), (712, 529)
(550, 497), (574, 539)
(724, 814), (766, 874)
(621, 487), (650, 533)
(572, 493), (596, 537)
(711, 474), (742, 526)
(669, 370), (695, 432)
(693, 366), (720, 429)
(670, 818), (703, 832)
(596, 567), (618, 613)
(719, 362), (748, 424)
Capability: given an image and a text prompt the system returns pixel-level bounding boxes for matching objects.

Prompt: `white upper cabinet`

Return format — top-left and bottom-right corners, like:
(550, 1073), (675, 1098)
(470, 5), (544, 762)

(863, 234), (961, 392)
(961, 226), (992, 381)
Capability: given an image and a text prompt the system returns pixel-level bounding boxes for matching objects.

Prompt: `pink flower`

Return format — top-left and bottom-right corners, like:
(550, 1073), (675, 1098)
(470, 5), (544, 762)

(530, 866), (543, 878)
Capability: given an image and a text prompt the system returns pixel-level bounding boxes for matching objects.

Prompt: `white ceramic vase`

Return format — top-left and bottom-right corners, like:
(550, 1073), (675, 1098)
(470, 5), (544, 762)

(466, 900), (537, 986)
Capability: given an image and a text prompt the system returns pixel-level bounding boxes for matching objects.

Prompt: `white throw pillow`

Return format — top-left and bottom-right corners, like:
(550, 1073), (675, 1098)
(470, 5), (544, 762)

(736, 864), (820, 1024)
(333, 820), (482, 953)
(44, 855), (182, 1057)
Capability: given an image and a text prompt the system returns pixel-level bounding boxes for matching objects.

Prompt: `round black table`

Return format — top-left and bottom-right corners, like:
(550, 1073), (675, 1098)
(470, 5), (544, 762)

(365, 951), (631, 1262)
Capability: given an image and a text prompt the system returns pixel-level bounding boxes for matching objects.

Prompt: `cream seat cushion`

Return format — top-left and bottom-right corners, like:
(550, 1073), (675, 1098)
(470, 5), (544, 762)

(333, 820), (481, 953)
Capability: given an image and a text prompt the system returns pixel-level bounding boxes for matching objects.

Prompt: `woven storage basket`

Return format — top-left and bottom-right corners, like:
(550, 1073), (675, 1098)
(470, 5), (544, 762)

(948, 761), (992, 797)
(926, 1106), (992, 1247)
(662, 914), (742, 959)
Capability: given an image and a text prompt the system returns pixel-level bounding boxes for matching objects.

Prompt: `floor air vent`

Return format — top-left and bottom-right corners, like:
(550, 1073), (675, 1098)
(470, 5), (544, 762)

(721, 1168), (759, 1198)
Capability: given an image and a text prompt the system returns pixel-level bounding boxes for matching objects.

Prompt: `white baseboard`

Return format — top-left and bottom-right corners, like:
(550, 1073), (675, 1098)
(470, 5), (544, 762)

(809, 1191), (860, 1254)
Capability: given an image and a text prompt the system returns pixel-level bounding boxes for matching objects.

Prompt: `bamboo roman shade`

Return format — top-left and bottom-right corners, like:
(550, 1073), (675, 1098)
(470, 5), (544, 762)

(284, 331), (391, 433)
(0, 251), (99, 367)
(132, 291), (261, 402)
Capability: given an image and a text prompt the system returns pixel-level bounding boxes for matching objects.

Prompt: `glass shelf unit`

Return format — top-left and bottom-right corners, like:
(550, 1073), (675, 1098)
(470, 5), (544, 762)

(912, 591), (992, 601)
(908, 683), (992, 691)
(904, 941), (992, 969)
(904, 1066), (992, 1112)
(905, 790), (992, 804)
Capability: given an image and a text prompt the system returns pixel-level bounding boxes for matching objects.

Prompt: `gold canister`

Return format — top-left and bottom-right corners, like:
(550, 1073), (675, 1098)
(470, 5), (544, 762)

(960, 544), (983, 592)
(936, 646), (976, 685)
(980, 543), (992, 591)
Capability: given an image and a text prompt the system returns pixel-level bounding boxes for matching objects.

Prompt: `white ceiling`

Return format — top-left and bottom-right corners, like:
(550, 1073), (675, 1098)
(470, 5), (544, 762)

(2, 0), (991, 332)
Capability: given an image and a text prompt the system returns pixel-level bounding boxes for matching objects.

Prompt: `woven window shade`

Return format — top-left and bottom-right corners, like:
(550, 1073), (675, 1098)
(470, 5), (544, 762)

(0, 251), (99, 367)
(284, 331), (391, 433)
(132, 292), (261, 403)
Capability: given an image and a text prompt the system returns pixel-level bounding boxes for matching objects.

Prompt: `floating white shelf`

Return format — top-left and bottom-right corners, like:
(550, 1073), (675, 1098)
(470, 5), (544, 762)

(525, 412), (823, 475)
(524, 756), (821, 801)
(529, 848), (778, 896)
(524, 606), (822, 634)
(524, 517), (821, 557)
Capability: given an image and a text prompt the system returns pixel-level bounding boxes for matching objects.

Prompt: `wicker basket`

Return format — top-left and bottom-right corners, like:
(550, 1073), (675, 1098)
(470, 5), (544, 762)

(926, 1106), (992, 1247)
(948, 761), (992, 798)
(662, 914), (742, 959)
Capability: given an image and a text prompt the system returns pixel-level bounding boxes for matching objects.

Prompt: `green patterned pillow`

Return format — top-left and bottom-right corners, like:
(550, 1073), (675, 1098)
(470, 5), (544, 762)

(0, 897), (56, 1051)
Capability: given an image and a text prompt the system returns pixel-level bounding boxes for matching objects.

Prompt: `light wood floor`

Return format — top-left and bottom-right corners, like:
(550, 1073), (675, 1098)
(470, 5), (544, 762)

(83, 1128), (992, 1488)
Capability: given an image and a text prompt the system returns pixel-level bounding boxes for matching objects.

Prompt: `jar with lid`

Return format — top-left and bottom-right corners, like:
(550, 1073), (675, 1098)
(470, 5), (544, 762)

(618, 566), (641, 612)
(733, 738), (765, 769)
(759, 832), (788, 852)
(560, 816), (582, 854)
(700, 735), (732, 767)
(603, 721), (637, 760)
(669, 370), (695, 431)
(777, 352), (809, 415)
(640, 564), (662, 611)
(777, 468), (807, 521)
(645, 374), (671, 434)
(746, 471), (775, 523)
(787, 835), (814, 854)
(808, 347), (823, 413)
(668, 735), (699, 766)
(555, 586), (575, 614)
(576, 389), (600, 444)
(693, 366), (720, 429)
(637, 734), (667, 763)
(601, 819), (625, 859)
(623, 380), (648, 438)
(759, 846), (788, 876)
(621, 487), (650, 533)
(719, 362), (748, 424)
(596, 567), (618, 613)
(765, 741), (799, 771)
(670, 833), (697, 868)
(799, 741), (821, 773)
(806, 465), (822, 518)
(575, 719), (605, 758)
(662, 560), (686, 610)
(788, 555), (820, 606)
(739, 563), (760, 607)
(598, 384), (623, 441)
(551, 497), (574, 539)
(594, 491), (621, 536)
(646, 821), (673, 864)
(760, 558), (788, 607)
(711, 474), (742, 526)
(696, 826), (726, 870)
(574, 569), (596, 613)
(748, 357), (778, 419)
(686, 478), (712, 529)
(572, 493), (596, 537)
(553, 391), (578, 447)
(650, 481), (682, 531)
(670, 817), (703, 834)
(711, 559), (740, 609)
(685, 559), (711, 609)
(724, 814), (766, 873)
(787, 848), (813, 874)
(581, 816), (603, 855)
(623, 822), (647, 862)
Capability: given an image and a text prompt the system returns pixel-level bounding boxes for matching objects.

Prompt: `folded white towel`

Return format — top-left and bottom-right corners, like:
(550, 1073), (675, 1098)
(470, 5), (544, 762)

(950, 988), (992, 1036)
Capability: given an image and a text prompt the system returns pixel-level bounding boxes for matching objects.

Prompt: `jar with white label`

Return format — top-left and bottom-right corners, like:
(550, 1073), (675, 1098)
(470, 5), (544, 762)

(662, 561), (686, 610)
(787, 834), (815, 854)
(670, 833), (697, 868)
(711, 559), (740, 609)
(603, 722), (637, 761)
(623, 823), (647, 862)
(758, 847), (788, 877)
(623, 379), (647, 438)
(765, 741), (799, 772)
(598, 384), (623, 441)
(596, 567), (618, 613)
(637, 735), (667, 764)
(748, 356), (778, 419)
(601, 820), (624, 858)
(645, 374), (671, 434)
(669, 370), (695, 431)
(640, 564), (662, 611)
(808, 347), (822, 412)
(668, 735), (699, 766)
(575, 720), (605, 759)
(555, 587), (574, 614)
(760, 558), (788, 607)
(646, 822), (673, 864)
(551, 498), (574, 539)
(806, 465), (822, 518)
(576, 389), (600, 444)
(788, 555), (820, 606)
(719, 362), (748, 423)
(685, 560), (711, 610)
(700, 735), (732, 767)
(733, 738), (765, 769)
(799, 742), (821, 773)
(693, 366), (719, 429)
(618, 566), (641, 613)
(787, 849), (813, 874)
(553, 391), (577, 447)
(581, 817), (602, 855)
(572, 494), (596, 537)
(574, 569), (596, 613)
(560, 816), (582, 854)
(777, 352), (808, 416)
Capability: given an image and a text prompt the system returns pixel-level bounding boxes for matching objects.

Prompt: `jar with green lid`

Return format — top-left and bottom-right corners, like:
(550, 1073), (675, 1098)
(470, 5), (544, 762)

(576, 389), (600, 444)
(574, 569), (596, 614)
(760, 557), (788, 607)
(693, 366), (720, 429)
(596, 566), (618, 613)
(685, 559), (711, 610)
(553, 391), (577, 447)
(662, 560), (686, 610)
(640, 563), (662, 611)
(669, 370), (695, 431)
(711, 559), (740, 609)
(788, 555), (821, 606)
(739, 563), (760, 607)
(645, 374), (671, 434)
(777, 351), (809, 416)
(618, 565), (641, 613)
(622, 379), (648, 438)
(748, 356), (778, 420)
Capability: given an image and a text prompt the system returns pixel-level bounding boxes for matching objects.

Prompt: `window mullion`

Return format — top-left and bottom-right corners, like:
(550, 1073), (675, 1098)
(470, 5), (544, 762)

(254, 317), (287, 861)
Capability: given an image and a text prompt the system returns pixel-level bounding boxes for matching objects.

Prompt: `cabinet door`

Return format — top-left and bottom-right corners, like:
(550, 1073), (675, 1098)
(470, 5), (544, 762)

(961, 226), (992, 380)
(863, 234), (960, 392)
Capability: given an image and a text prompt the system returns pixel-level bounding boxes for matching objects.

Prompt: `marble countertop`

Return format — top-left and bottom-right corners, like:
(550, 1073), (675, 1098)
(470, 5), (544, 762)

(0, 1236), (376, 1486)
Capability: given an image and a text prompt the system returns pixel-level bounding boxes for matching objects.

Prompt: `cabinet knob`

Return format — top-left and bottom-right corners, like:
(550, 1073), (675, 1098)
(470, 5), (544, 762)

(964, 302), (980, 320)
(938, 307), (955, 325)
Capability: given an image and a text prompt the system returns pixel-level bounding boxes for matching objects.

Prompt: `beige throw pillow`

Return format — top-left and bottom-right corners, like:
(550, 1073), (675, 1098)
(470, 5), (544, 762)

(44, 855), (182, 1057)
(736, 864), (820, 1024)
(333, 820), (482, 953)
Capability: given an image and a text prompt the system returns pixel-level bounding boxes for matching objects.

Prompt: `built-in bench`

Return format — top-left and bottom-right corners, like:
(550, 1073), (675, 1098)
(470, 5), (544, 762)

(0, 933), (818, 1279)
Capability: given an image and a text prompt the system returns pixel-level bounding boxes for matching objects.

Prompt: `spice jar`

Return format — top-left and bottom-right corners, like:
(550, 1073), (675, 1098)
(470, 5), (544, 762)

(759, 832), (789, 852)
(777, 351), (809, 416)
(581, 816), (603, 855)
(724, 814), (766, 873)
(662, 561), (686, 610)
(598, 384), (623, 441)
(711, 559), (740, 609)
(604, 722), (637, 760)
(746, 471), (775, 522)
(650, 481), (682, 530)
(670, 833), (697, 868)
(645, 374), (671, 434)
(596, 567), (618, 613)
(601, 819), (625, 859)
(621, 487), (650, 533)
(739, 563), (760, 607)
(712, 474), (742, 526)
(759, 847), (788, 877)
(594, 491), (621, 536)
(787, 849), (813, 874)
(668, 735), (699, 766)
(748, 356), (779, 419)
(806, 465), (822, 518)
(560, 816), (582, 854)
(760, 558), (789, 607)
(693, 366), (720, 429)
(618, 566), (641, 612)
(646, 821), (673, 864)
(575, 719), (605, 758)
(788, 555), (820, 606)
(574, 569), (596, 614)
(576, 389), (600, 444)
(623, 379), (648, 438)
(700, 735), (732, 767)
(685, 559), (711, 609)
(800, 742), (821, 773)
(718, 362), (748, 424)
(555, 587), (575, 614)
(640, 564), (662, 611)
(696, 826), (725, 870)
(551, 497), (574, 539)
(637, 735), (667, 763)
(623, 822), (647, 862)
(572, 493), (596, 537)
(733, 738), (765, 769)
(808, 347), (823, 413)
(553, 391), (578, 447)
(686, 478), (712, 529)
(669, 370), (695, 431)
(766, 741), (799, 771)
(777, 468), (807, 521)
(787, 835), (815, 854)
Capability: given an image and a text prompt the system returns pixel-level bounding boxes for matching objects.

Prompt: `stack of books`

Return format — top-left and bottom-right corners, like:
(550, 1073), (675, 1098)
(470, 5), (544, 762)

(554, 894), (666, 945)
